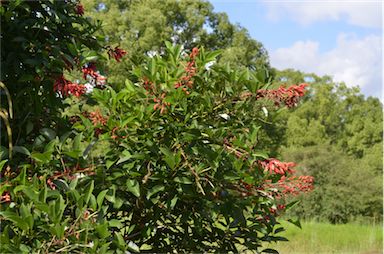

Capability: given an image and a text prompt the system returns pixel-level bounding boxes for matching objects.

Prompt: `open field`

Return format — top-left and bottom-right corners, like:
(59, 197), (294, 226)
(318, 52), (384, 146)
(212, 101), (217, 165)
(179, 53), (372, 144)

(263, 221), (383, 254)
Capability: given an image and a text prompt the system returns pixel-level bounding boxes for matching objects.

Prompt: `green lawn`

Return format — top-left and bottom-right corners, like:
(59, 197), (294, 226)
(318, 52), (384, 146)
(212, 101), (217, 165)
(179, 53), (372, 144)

(263, 221), (383, 254)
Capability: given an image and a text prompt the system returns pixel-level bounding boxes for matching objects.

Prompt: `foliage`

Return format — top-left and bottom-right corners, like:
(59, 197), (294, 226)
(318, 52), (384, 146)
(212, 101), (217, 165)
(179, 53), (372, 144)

(81, 0), (271, 85)
(274, 69), (383, 223)
(0, 2), (311, 252)
(0, 0), (104, 149)
(282, 145), (382, 224)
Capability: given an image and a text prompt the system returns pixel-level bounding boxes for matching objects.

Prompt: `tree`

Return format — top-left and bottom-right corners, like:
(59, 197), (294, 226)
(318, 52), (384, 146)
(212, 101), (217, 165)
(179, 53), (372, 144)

(282, 145), (382, 223)
(81, 0), (271, 85)
(274, 69), (383, 223)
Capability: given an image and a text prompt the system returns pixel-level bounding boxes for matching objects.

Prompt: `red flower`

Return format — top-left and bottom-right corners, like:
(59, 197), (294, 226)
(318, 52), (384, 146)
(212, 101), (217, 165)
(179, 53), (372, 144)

(66, 83), (86, 97)
(88, 109), (108, 126)
(277, 175), (314, 195)
(47, 178), (56, 190)
(256, 83), (308, 108)
(0, 191), (11, 203)
(75, 3), (84, 15)
(174, 47), (199, 93)
(108, 46), (127, 62)
(82, 63), (106, 88)
(82, 63), (97, 79)
(259, 158), (296, 175)
(54, 76), (86, 97)
(190, 47), (199, 58)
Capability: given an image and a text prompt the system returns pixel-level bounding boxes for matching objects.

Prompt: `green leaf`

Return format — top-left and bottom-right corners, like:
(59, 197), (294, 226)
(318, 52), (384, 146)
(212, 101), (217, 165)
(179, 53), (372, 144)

(97, 189), (109, 209)
(72, 132), (83, 151)
(285, 200), (300, 211)
(84, 180), (94, 205)
(0, 211), (29, 231)
(108, 219), (123, 228)
(31, 152), (51, 163)
(253, 151), (269, 159)
(105, 186), (116, 203)
(83, 51), (99, 63)
(59, 131), (73, 146)
(274, 227), (285, 234)
(170, 196), (178, 209)
(127, 241), (140, 253)
(66, 43), (78, 56)
(114, 232), (126, 249)
(0, 160), (7, 171)
(13, 146), (30, 156)
(116, 151), (132, 165)
(287, 218), (302, 229)
(174, 176), (192, 184)
(39, 184), (47, 203)
(159, 147), (180, 170)
(96, 222), (110, 238)
(126, 179), (140, 197)
(44, 139), (58, 153)
(165, 41), (172, 50)
(140, 244), (153, 251)
(262, 248), (279, 254)
(113, 197), (123, 209)
(40, 128), (56, 141)
(106, 159), (118, 169)
(146, 185), (165, 200)
(64, 150), (81, 159)
(89, 194), (97, 211)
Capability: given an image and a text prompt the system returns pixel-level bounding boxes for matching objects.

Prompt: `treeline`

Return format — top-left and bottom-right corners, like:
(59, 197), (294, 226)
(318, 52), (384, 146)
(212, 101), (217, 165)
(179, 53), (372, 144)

(273, 70), (383, 223)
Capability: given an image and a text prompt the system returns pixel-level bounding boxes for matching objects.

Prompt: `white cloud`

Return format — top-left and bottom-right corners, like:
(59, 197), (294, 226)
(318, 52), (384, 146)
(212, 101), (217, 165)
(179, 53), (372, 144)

(270, 33), (382, 98)
(264, 1), (382, 28)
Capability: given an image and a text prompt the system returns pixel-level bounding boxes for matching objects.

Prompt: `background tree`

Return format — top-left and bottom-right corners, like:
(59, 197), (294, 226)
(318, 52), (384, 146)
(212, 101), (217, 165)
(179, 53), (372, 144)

(81, 0), (271, 85)
(274, 69), (383, 223)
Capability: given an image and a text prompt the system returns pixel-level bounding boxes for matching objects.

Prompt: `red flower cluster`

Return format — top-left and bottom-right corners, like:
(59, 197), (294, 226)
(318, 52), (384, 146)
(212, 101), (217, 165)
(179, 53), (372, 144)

(263, 175), (314, 198)
(82, 109), (108, 137)
(54, 76), (86, 97)
(174, 47), (199, 94)
(256, 83), (308, 108)
(108, 46), (127, 62)
(88, 109), (108, 126)
(81, 62), (97, 79)
(142, 78), (155, 95)
(153, 93), (170, 114)
(82, 63), (106, 88)
(276, 175), (314, 196)
(259, 158), (296, 175)
(0, 191), (11, 203)
(75, 3), (84, 15)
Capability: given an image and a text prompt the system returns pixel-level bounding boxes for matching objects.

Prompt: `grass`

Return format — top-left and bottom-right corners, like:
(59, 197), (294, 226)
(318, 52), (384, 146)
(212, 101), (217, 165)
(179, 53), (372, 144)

(263, 221), (383, 254)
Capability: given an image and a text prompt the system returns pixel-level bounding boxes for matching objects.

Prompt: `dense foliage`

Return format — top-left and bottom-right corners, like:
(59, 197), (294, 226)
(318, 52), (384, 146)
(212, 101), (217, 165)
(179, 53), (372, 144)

(81, 0), (272, 85)
(0, 0), (105, 146)
(273, 70), (383, 223)
(1, 1), (312, 253)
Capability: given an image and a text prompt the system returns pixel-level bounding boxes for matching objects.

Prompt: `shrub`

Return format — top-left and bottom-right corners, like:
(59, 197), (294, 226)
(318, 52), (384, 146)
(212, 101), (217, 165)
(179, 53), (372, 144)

(0, 1), (312, 253)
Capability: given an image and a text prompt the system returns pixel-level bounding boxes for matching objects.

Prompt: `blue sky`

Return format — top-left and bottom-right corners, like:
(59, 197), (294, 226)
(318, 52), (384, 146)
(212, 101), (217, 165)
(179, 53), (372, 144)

(209, 0), (382, 99)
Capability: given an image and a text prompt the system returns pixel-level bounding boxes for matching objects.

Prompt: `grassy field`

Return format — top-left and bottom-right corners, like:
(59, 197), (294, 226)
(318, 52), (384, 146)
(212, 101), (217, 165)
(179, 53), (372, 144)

(263, 221), (383, 254)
